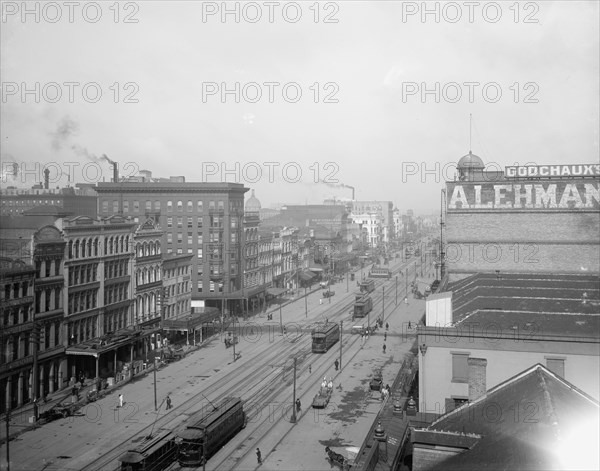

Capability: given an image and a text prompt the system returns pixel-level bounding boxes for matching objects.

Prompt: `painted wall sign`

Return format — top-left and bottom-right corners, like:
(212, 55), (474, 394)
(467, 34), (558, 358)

(505, 164), (600, 178)
(447, 181), (600, 210)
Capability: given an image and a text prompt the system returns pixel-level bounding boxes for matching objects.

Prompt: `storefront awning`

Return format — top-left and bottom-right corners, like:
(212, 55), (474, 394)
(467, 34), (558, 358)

(266, 287), (286, 296)
(162, 307), (221, 331)
(299, 271), (317, 281)
(308, 264), (325, 272)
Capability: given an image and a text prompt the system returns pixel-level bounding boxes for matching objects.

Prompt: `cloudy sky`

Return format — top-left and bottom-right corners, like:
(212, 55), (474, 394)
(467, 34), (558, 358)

(1, 1), (598, 212)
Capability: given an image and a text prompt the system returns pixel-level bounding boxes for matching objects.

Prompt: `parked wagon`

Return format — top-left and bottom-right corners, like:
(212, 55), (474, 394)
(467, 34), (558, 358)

(312, 384), (333, 409)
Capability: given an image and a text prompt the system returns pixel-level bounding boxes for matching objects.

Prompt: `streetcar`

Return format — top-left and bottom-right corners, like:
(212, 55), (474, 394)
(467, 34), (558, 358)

(358, 279), (375, 294)
(117, 430), (178, 471)
(353, 295), (373, 319)
(369, 266), (391, 279)
(177, 397), (246, 467)
(311, 322), (340, 353)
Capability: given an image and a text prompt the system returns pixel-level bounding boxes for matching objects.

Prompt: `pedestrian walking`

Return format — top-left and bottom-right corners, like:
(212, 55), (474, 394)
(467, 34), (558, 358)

(385, 322), (389, 331)
(384, 332), (387, 341)
(166, 395), (172, 410)
(383, 343), (387, 354)
(256, 448), (262, 464)
(309, 364), (312, 373)
(119, 394), (124, 408)
(404, 296), (408, 304)
(295, 398), (301, 414)
(334, 359), (339, 371)
(408, 320), (412, 329)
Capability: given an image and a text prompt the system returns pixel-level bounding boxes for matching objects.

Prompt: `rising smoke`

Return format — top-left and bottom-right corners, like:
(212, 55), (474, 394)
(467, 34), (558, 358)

(51, 116), (79, 151)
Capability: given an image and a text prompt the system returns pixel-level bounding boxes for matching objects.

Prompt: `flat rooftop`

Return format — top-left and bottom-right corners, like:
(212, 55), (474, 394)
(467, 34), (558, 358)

(447, 272), (600, 337)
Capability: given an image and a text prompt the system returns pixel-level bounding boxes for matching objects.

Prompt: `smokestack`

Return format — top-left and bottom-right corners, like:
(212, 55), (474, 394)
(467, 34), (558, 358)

(113, 162), (118, 183)
(44, 168), (50, 189)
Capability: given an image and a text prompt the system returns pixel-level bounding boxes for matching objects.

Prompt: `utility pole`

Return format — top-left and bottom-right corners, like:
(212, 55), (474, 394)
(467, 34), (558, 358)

(291, 357), (297, 423)
(5, 409), (10, 471)
(339, 320), (343, 370)
(382, 286), (385, 319)
(153, 356), (157, 411)
(395, 275), (398, 305)
(405, 268), (408, 297)
(232, 316), (237, 362)
(304, 286), (307, 318)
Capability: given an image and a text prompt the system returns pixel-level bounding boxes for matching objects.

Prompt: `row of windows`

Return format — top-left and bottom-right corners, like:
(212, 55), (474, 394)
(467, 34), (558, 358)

(105, 283), (129, 305)
(164, 266), (189, 278)
(102, 199), (243, 214)
(106, 260), (128, 280)
(35, 259), (61, 278)
(2, 281), (31, 301)
(1, 306), (30, 327)
(164, 281), (190, 298)
(451, 354), (566, 383)
(68, 316), (98, 344)
(68, 290), (98, 314)
(1, 199), (61, 206)
(163, 300), (190, 318)
(35, 287), (62, 313)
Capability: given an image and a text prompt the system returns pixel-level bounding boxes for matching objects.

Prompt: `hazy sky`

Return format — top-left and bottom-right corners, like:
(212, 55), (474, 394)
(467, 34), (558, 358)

(1, 1), (598, 212)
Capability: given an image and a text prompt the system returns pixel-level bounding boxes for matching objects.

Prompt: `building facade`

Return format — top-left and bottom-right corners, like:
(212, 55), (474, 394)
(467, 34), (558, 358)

(443, 158), (600, 280)
(0, 258), (36, 413)
(95, 181), (249, 310)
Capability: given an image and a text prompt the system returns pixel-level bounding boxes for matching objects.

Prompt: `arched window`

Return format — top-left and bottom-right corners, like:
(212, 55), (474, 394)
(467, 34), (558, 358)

(177, 201), (183, 211)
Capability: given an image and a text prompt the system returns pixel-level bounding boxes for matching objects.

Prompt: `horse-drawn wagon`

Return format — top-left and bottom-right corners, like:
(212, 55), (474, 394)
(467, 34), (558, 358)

(312, 381), (333, 408)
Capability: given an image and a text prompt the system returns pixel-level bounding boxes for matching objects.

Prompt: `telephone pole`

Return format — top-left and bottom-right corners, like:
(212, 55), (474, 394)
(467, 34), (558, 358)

(339, 321), (343, 370)
(290, 357), (297, 423)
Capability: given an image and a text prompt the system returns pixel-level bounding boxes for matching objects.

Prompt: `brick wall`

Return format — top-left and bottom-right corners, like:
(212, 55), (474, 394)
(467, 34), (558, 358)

(468, 358), (487, 401)
(446, 212), (600, 274)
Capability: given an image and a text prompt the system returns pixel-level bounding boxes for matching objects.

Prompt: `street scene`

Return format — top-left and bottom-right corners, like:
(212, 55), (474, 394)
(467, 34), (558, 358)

(1, 2), (599, 471)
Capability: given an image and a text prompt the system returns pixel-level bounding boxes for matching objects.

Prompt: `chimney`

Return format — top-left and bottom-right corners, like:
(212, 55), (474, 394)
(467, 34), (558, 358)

(44, 168), (50, 189)
(468, 358), (487, 401)
(113, 162), (118, 183)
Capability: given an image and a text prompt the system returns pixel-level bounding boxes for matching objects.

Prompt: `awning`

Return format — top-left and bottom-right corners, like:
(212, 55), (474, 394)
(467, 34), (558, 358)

(299, 270), (317, 281)
(309, 264), (325, 272)
(266, 287), (286, 296)
(162, 307), (221, 331)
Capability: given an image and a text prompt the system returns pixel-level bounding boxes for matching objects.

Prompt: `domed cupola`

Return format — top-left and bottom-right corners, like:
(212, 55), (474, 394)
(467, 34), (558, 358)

(245, 189), (261, 213)
(457, 151), (485, 181)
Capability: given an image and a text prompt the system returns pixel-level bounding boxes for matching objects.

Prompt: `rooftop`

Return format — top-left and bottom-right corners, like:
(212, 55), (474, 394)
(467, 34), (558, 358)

(415, 364), (600, 471)
(448, 272), (600, 337)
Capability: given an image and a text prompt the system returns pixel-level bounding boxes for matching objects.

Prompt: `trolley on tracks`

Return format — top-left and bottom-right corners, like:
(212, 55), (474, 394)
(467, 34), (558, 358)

(358, 278), (375, 294)
(353, 294), (373, 319)
(117, 430), (177, 471)
(311, 322), (340, 353)
(369, 266), (391, 279)
(176, 397), (246, 467)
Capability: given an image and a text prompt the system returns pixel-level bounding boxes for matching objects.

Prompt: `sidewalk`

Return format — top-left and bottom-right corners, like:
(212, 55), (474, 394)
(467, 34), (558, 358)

(0, 343), (200, 445)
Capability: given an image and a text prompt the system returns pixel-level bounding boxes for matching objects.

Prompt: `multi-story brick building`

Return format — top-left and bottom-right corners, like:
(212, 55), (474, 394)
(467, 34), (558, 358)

(133, 218), (163, 330)
(58, 215), (137, 380)
(443, 157), (600, 280)
(0, 258), (36, 413)
(31, 225), (66, 402)
(243, 190), (263, 314)
(351, 201), (394, 245)
(95, 180), (249, 313)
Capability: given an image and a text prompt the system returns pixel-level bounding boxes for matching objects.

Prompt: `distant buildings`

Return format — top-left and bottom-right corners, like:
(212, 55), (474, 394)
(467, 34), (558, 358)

(0, 183), (97, 218)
